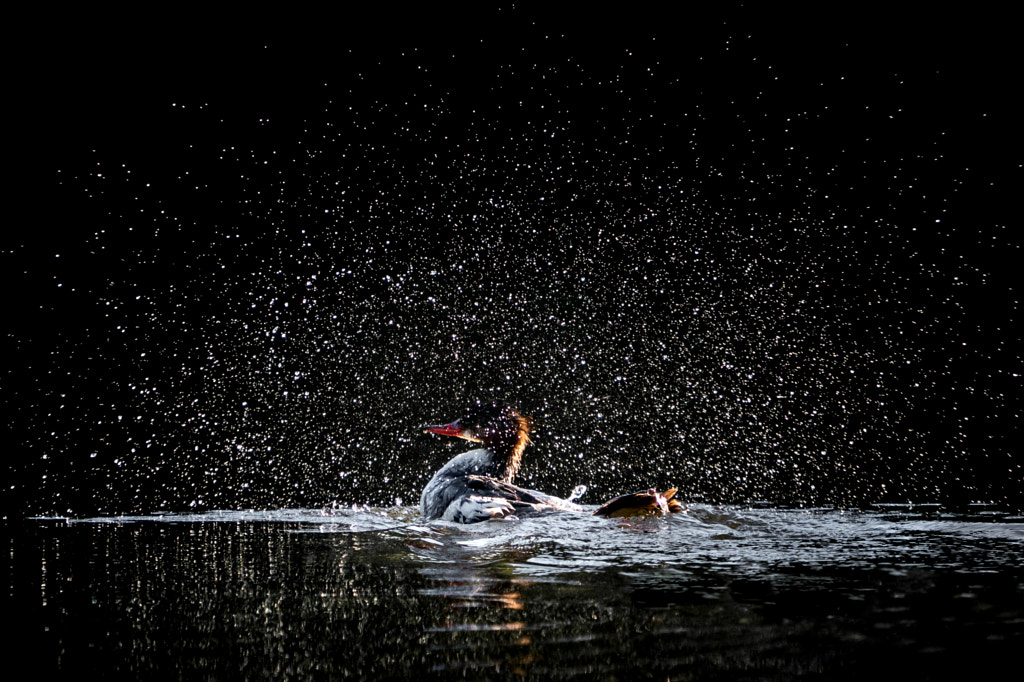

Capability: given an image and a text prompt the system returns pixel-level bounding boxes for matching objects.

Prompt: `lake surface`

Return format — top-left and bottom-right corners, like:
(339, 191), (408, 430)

(7, 505), (1023, 680)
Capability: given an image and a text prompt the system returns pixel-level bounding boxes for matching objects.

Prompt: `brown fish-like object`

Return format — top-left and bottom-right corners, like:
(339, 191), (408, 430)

(592, 488), (685, 518)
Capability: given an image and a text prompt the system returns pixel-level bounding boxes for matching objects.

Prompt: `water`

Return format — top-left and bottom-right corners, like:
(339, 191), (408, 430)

(9, 507), (1022, 680)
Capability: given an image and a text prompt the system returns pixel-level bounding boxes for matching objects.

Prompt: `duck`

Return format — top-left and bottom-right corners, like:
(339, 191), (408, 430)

(420, 400), (683, 523)
(419, 401), (582, 522)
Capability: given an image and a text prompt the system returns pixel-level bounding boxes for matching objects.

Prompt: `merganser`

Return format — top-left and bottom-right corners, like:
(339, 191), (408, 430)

(420, 401), (582, 523)
(420, 401), (685, 523)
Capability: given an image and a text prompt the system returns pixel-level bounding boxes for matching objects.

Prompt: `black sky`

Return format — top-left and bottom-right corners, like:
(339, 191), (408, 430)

(5, 3), (1020, 515)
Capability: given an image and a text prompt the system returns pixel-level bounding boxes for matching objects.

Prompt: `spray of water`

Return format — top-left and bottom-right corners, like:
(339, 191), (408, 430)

(7, 10), (1018, 516)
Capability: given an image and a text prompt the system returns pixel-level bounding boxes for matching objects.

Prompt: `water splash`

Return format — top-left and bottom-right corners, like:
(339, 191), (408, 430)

(7, 7), (1019, 516)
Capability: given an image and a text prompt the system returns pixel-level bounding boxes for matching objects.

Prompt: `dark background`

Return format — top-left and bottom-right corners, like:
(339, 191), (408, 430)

(4, 3), (1020, 516)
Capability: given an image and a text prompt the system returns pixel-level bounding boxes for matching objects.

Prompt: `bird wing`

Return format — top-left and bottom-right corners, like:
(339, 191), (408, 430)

(439, 475), (581, 523)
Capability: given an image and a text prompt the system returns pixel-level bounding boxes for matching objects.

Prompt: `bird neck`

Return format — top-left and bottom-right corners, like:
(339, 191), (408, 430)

(489, 433), (526, 483)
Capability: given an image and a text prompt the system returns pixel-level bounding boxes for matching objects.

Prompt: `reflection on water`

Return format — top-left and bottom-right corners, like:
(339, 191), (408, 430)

(8, 508), (1023, 680)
